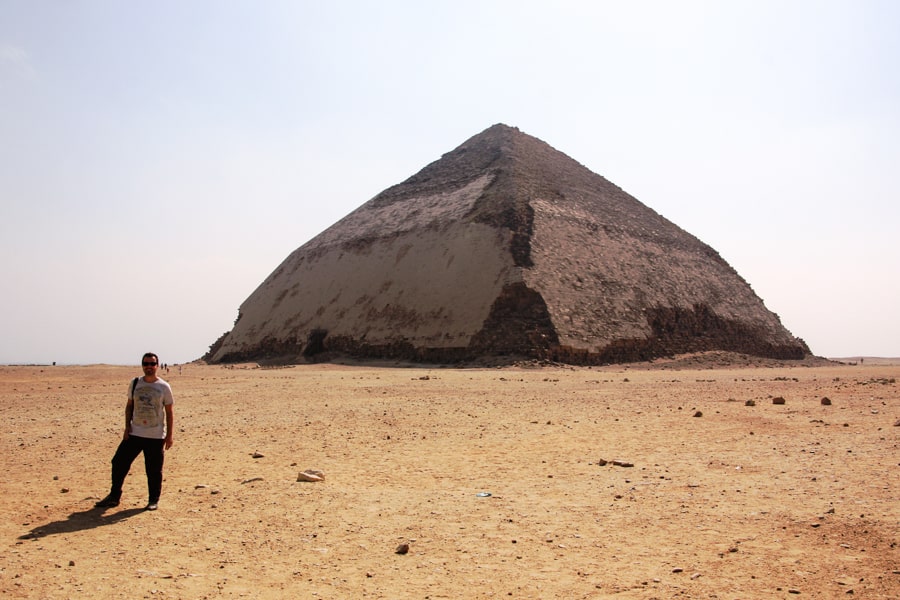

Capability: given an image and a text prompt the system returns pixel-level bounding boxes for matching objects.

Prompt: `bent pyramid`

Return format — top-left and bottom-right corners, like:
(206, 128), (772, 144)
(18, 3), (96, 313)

(205, 124), (809, 365)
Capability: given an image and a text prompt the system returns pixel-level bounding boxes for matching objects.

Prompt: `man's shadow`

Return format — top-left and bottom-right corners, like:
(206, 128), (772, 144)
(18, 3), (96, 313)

(19, 504), (146, 539)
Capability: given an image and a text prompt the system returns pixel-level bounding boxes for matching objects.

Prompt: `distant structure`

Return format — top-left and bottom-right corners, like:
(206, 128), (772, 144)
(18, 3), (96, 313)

(205, 124), (809, 365)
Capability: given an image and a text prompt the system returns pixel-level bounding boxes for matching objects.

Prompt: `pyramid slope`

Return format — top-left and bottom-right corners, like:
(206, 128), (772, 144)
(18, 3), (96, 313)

(206, 124), (809, 365)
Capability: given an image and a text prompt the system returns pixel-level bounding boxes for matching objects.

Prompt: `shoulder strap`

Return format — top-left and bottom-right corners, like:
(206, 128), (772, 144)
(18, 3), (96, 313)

(131, 377), (139, 400)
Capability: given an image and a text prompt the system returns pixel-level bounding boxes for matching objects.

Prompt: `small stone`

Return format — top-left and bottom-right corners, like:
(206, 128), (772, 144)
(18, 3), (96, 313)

(821, 397), (832, 405)
(60, 488), (69, 494)
(597, 459), (608, 466)
(69, 560), (75, 567)
(745, 400), (756, 406)
(672, 567), (684, 573)
(773, 397), (786, 405)
(395, 543), (409, 555)
(297, 469), (325, 482)
(252, 452), (265, 459)
(693, 411), (703, 417)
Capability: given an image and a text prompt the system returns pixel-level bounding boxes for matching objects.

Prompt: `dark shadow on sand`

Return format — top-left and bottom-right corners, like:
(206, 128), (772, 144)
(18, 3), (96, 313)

(18, 505), (146, 540)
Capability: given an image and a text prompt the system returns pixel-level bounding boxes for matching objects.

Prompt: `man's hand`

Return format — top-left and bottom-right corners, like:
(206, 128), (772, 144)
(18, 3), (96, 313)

(164, 436), (173, 450)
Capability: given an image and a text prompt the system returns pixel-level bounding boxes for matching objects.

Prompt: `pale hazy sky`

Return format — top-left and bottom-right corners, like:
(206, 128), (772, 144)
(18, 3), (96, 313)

(2, 1), (898, 365)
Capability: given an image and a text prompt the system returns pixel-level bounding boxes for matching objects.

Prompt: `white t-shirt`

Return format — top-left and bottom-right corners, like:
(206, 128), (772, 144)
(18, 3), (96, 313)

(128, 377), (174, 439)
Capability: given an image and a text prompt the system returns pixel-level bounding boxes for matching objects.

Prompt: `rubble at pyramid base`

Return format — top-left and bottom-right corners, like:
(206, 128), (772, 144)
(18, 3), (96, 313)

(206, 301), (808, 367)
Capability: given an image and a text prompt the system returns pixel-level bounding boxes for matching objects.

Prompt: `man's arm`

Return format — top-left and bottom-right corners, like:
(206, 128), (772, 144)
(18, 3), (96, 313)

(164, 403), (174, 450)
(124, 398), (134, 440)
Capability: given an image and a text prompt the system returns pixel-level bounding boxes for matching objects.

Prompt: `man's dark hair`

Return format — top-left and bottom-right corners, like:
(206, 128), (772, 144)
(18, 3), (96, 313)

(142, 352), (159, 364)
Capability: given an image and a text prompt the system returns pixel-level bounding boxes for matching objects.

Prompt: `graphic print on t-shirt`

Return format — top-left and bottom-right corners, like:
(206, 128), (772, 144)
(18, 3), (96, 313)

(133, 386), (161, 428)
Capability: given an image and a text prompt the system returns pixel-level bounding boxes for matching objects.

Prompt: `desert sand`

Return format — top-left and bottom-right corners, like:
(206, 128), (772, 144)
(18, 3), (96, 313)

(2, 357), (898, 599)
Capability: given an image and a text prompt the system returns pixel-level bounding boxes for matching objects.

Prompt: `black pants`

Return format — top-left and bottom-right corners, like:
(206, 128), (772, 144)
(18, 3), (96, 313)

(109, 435), (165, 503)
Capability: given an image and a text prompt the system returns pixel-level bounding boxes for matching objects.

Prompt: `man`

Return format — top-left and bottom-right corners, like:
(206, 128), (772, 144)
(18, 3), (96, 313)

(96, 352), (174, 511)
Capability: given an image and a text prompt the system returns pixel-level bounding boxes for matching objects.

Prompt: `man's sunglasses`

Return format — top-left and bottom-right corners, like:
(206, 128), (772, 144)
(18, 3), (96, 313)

(142, 361), (158, 367)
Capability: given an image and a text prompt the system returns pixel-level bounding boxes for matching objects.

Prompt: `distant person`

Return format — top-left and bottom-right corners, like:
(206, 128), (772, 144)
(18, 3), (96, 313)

(95, 352), (174, 511)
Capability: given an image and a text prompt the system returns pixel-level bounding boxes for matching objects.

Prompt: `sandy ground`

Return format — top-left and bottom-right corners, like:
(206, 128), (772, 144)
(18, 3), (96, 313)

(1, 359), (898, 599)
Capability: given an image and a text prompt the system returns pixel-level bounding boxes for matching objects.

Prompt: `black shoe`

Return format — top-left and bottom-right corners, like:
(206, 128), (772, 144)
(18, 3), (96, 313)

(145, 502), (158, 511)
(95, 495), (120, 508)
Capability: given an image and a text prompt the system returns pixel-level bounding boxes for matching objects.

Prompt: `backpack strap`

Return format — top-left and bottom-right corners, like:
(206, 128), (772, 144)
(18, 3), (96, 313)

(130, 377), (140, 401)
